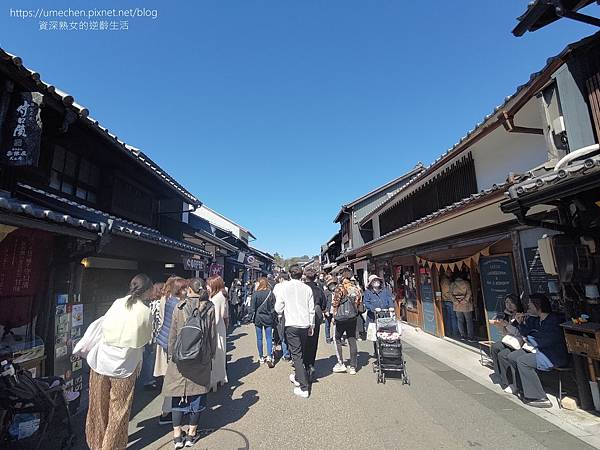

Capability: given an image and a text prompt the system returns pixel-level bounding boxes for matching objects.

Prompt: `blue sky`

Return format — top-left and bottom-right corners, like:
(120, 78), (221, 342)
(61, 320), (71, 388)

(0, 1), (595, 257)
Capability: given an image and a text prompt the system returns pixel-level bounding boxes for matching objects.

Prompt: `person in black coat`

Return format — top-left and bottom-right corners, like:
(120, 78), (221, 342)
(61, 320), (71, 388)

(251, 277), (276, 368)
(498, 294), (569, 408)
(303, 268), (327, 381)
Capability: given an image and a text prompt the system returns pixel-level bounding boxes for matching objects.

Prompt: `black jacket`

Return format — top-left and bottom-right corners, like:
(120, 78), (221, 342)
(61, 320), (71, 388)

(305, 281), (326, 325)
(251, 290), (275, 328)
(518, 312), (570, 368)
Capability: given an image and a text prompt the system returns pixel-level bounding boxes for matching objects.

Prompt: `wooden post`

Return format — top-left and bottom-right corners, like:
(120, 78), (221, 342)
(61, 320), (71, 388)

(511, 230), (528, 296)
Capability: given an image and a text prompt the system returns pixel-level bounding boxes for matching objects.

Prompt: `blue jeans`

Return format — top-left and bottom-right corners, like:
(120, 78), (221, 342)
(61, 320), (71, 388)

(140, 343), (156, 384)
(256, 325), (273, 359)
(324, 315), (332, 340)
(455, 310), (474, 339)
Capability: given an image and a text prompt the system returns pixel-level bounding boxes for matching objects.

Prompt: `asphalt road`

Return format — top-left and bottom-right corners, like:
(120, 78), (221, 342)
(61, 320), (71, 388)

(117, 323), (596, 450)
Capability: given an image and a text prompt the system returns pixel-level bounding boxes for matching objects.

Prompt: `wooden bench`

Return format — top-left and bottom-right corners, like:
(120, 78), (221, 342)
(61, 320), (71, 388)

(553, 366), (574, 409)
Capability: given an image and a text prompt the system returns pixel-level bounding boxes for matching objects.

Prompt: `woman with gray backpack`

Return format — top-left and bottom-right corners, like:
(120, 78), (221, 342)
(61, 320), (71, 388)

(161, 278), (217, 449)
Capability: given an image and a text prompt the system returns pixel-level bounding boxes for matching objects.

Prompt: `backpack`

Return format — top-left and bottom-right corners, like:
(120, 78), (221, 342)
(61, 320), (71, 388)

(335, 295), (358, 322)
(173, 301), (213, 363)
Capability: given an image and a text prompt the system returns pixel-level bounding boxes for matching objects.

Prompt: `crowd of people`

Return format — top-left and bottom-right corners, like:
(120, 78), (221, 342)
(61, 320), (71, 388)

(72, 262), (574, 449)
(78, 263), (400, 448)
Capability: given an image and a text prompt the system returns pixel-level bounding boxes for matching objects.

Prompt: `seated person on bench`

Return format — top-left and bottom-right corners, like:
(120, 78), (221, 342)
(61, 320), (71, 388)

(498, 294), (569, 408)
(489, 294), (524, 384)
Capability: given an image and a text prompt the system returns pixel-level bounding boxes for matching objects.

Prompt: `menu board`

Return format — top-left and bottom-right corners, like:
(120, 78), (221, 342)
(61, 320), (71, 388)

(479, 255), (517, 343)
(421, 283), (437, 335)
(523, 247), (559, 295)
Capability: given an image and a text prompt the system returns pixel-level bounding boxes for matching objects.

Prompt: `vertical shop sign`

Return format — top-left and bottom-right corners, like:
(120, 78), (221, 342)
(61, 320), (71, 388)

(1, 92), (43, 166)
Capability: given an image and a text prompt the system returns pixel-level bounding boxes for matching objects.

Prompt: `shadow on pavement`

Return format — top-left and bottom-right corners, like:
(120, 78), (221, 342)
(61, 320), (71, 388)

(127, 354), (260, 450)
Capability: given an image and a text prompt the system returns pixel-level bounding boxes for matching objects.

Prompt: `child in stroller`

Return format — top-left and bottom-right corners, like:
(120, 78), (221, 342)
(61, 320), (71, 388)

(0, 358), (76, 449)
(372, 308), (410, 385)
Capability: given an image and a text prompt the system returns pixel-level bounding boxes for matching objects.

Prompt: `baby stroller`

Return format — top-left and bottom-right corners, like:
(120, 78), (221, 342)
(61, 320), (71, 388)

(0, 359), (75, 449)
(372, 308), (410, 385)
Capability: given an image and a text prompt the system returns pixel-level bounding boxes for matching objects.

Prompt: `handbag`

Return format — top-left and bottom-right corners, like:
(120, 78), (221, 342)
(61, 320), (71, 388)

(73, 316), (104, 359)
(501, 334), (523, 351)
(366, 322), (377, 341)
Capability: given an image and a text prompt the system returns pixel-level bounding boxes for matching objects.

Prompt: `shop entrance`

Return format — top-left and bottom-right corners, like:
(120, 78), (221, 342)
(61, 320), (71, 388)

(393, 264), (418, 326)
(437, 264), (487, 343)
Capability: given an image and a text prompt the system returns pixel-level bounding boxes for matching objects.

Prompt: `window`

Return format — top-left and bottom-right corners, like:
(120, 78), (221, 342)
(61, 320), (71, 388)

(50, 146), (100, 203)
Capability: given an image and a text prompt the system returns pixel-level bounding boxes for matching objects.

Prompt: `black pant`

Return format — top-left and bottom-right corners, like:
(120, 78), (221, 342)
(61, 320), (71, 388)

(491, 341), (513, 386)
(304, 323), (320, 368)
(230, 303), (240, 325)
(285, 326), (310, 391)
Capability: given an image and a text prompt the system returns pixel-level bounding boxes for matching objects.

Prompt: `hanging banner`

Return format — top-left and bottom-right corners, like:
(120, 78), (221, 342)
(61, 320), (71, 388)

(1, 92), (43, 166)
(417, 244), (495, 273)
(209, 263), (224, 277)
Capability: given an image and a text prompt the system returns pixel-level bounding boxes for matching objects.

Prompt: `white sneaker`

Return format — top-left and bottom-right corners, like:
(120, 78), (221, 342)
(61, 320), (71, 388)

(259, 357), (265, 364)
(333, 363), (347, 373)
(347, 366), (356, 375)
(293, 387), (309, 398)
(504, 384), (517, 394)
(289, 373), (300, 387)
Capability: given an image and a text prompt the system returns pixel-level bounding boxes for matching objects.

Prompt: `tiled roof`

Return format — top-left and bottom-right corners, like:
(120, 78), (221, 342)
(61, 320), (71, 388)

(506, 156), (600, 200)
(0, 48), (200, 206)
(353, 183), (508, 254)
(358, 32), (600, 226)
(0, 193), (103, 233)
(15, 183), (211, 256)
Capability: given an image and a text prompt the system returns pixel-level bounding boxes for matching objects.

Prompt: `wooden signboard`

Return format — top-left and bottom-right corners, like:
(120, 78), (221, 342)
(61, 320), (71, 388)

(479, 254), (517, 343)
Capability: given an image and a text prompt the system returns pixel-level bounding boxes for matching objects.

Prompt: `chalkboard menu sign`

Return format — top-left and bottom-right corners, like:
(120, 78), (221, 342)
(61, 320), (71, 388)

(523, 247), (559, 295)
(421, 282), (437, 335)
(479, 255), (517, 343)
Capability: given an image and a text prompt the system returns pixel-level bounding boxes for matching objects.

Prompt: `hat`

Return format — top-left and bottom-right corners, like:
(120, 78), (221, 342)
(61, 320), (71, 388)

(368, 274), (382, 286)
(325, 275), (337, 286)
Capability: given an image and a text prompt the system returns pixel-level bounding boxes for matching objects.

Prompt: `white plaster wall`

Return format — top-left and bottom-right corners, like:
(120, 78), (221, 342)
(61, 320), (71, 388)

(472, 126), (548, 189)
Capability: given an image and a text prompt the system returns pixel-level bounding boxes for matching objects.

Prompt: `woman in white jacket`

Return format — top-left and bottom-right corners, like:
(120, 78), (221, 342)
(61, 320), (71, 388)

(85, 274), (153, 450)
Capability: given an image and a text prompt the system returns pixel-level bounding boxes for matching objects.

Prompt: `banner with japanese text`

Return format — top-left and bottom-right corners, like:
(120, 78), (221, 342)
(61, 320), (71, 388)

(1, 91), (43, 166)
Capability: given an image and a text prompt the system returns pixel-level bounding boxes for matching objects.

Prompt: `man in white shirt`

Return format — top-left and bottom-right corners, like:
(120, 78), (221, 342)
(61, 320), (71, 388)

(274, 264), (315, 398)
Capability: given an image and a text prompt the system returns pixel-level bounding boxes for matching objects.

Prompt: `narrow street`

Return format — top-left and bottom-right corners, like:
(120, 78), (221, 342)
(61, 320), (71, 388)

(120, 326), (593, 450)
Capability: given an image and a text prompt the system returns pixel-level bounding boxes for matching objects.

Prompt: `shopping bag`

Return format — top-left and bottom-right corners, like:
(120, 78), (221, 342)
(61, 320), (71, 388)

(366, 322), (377, 342)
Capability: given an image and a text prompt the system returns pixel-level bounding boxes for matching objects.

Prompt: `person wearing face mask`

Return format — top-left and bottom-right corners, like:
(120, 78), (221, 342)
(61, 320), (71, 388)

(323, 275), (337, 344)
(364, 275), (394, 358)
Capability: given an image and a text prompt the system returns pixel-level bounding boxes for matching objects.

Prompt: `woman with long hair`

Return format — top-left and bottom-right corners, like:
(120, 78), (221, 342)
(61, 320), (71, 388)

(155, 276), (188, 425)
(207, 275), (229, 391)
(85, 274), (153, 450)
(251, 277), (276, 368)
(162, 278), (216, 448)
